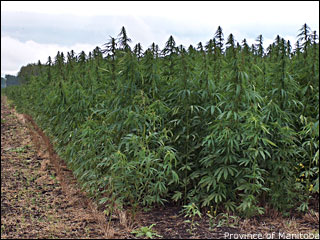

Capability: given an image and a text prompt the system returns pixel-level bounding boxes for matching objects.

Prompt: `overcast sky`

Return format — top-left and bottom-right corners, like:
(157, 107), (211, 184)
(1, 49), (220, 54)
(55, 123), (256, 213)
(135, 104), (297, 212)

(1, 1), (319, 77)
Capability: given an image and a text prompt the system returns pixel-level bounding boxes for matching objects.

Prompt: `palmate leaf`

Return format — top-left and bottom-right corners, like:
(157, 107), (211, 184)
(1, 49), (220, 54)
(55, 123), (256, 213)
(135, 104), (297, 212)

(202, 191), (226, 206)
(172, 191), (182, 201)
(238, 158), (251, 166)
(199, 175), (217, 192)
(213, 165), (237, 182)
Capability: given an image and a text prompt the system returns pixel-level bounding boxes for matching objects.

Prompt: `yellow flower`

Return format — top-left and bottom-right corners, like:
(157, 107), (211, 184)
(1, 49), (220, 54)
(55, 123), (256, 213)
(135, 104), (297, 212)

(299, 163), (304, 168)
(296, 178), (300, 182)
(309, 184), (314, 192)
(301, 173), (305, 177)
(214, 210), (217, 216)
(207, 211), (210, 214)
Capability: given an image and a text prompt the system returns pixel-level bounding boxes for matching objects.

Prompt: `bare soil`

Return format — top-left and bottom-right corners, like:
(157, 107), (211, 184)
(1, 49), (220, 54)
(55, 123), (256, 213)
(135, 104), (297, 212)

(1, 96), (319, 239)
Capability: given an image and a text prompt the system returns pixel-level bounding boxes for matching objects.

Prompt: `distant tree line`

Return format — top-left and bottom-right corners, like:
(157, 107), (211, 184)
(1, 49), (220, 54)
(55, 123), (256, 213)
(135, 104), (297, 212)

(1, 74), (22, 88)
(1, 77), (6, 88)
(1, 61), (44, 88)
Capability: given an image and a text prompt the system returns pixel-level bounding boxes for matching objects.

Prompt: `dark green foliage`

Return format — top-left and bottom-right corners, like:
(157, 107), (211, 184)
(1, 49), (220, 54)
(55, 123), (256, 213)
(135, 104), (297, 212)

(4, 24), (319, 217)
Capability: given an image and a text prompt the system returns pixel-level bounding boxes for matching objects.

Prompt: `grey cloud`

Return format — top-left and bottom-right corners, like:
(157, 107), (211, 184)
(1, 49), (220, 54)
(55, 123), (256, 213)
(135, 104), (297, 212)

(2, 11), (226, 50)
(2, 12), (118, 45)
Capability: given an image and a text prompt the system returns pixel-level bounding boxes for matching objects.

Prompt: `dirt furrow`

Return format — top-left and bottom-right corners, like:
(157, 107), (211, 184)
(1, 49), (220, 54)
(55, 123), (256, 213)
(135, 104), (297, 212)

(1, 97), (118, 239)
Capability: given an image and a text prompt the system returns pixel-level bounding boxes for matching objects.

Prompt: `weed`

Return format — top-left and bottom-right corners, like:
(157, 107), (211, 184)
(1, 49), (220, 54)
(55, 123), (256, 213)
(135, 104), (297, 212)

(9, 146), (28, 153)
(181, 203), (202, 234)
(207, 212), (240, 229)
(131, 224), (162, 239)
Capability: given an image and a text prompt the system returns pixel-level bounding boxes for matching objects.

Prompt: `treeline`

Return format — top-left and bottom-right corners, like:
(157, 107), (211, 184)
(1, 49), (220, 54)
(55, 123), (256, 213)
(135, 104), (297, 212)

(1, 74), (22, 88)
(1, 62), (43, 88)
(4, 24), (319, 218)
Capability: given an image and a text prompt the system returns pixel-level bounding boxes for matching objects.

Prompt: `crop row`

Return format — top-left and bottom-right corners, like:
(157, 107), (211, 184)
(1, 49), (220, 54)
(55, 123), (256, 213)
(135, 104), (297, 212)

(5, 24), (319, 217)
